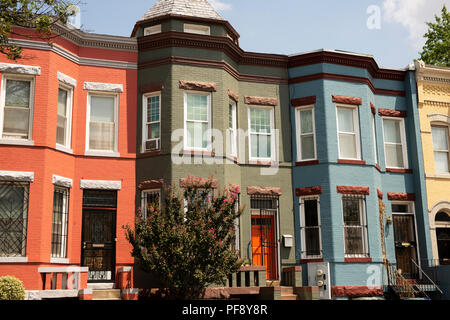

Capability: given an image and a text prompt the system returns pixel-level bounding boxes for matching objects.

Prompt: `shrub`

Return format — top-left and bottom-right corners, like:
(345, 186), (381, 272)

(0, 276), (26, 300)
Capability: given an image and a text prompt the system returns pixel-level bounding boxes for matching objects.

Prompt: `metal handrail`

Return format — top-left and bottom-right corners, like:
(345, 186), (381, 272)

(410, 258), (443, 295)
(385, 259), (418, 299)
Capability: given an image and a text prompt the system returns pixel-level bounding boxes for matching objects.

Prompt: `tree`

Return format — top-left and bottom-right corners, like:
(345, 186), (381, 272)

(419, 5), (450, 67)
(0, 0), (79, 60)
(124, 176), (243, 300)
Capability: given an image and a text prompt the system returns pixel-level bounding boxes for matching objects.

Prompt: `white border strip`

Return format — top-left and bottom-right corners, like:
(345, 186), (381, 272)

(0, 170), (34, 182)
(83, 82), (124, 93)
(80, 179), (122, 190)
(57, 71), (77, 88)
(52, 174), (73, 188)
(0, 62), (41, 75)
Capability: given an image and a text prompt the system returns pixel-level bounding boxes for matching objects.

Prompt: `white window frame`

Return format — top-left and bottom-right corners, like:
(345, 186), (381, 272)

(56, 83), (73, 151)
(142, 92), (161, 153)
(184, 23), (210, 35)
(228, 100), (238, 158)
(336, 104), (361, 160)
(85, 92), (119, 157)
(342, 196), (369, 258)
(183, 91), (212, 152)
(248, 106), (275, 162)
(299, 195), (322, 259)
(382, 117), (408, 169)
(295, 105), (317, 162)
(143, 24), (161, 36)
(431, 124), (450, 174)
(0, 74), (35, 143)
(372, 113), (378, 164)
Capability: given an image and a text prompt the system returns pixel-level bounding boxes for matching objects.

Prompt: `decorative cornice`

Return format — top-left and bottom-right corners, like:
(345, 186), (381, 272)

(179, 80), (217, 92)
(227, 89), (239, 102)
(244, 96), (278, 106)
(291, 96), (316, 107)
(289, 51), (407, 81)
(332, 95), (362, 105)
(247, 186), (282, 196)
(139, 56), (288, 85)
(387, 192), (416, 201)
(296, 186), (322, 196)
(378, 108), (407, 118)
(289, 73), (405, 97)
(415, 60), (450, 85)
(337, 185), (370, 195)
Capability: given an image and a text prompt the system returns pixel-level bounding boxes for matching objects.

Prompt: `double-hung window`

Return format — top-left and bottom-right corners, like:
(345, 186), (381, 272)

(0, 182), (29, 257)
(228, 100), (238, 157)
(143, 93), (161, 152)
(56, 86), (73, 148)
(86, 94), (118, 153)
(184, 92), (211, 151)
(342, 195), (369, 257)
(141, 189), (161, 219)
(51, 187), (69, 259)
(300, 196), (322, 258)
(296, 106), (316, 161)
(0, 76), (34, 141)
(337, 105), (361, 160)
(372, 113), (378, 164)
(248, 107), (274, 161)
(382, 118), (407, 169)
(431, 126), (450, 173)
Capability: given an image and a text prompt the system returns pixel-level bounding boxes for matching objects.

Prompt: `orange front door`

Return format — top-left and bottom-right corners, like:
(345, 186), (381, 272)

(251, 215), (277, 280)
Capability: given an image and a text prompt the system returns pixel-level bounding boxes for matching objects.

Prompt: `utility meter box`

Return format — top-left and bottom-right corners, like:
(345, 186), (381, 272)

(282, 235), (293, 248)
(307, 262), (331, 300)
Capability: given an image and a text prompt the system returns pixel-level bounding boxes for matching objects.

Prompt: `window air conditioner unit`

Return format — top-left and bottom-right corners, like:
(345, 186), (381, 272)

(145, 138), (160, 151)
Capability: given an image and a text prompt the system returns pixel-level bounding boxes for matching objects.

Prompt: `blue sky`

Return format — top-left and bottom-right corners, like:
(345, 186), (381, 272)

(78, 0), (449, 69)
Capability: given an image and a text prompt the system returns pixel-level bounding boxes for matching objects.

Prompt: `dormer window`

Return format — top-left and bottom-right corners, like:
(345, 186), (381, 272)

(184, 23), (210, 35)
(144, 24), (161, 36)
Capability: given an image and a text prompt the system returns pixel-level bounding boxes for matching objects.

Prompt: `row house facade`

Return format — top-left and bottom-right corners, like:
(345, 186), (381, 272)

(0, 0), (447, 300)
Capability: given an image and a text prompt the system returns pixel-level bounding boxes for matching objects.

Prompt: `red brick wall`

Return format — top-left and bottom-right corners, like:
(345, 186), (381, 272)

(0, 35), (137, 290)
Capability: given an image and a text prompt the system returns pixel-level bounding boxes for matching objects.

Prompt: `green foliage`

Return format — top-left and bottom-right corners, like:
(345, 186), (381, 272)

(419, 5), (450, 67)
(124, 176), (243, 300)
(0, 0), (79, 60)
(0, 276), (25, 300)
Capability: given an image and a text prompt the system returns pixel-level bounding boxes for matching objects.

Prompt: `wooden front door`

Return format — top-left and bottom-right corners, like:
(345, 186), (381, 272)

(251, 215), (277, 280)
(393, 214), (418, 279)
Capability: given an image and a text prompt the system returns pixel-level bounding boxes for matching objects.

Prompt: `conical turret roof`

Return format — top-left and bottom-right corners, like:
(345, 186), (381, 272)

(139, 0), (223, 22)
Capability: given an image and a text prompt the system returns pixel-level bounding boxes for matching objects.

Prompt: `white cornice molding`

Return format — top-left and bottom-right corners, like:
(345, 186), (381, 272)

(0, 62), (41, 75)
(52, 174), (73, 188)
(80, 179), (122, 190)
(0, 170), (34, 182)
(83, 81), (124, 93)
(415, 60), (450, 84)
(8, 39), (137, 70)
(57, 71), (77, 87)
(428, 113), (450, 124)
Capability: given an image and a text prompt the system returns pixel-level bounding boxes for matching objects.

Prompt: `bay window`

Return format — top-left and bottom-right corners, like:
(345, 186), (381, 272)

(86, 94), (118, 153)
(383, 118), (407, 169)
(248, 107), (274, 160)
(296, 106), (316, 161)
(184, 92), (211, 151)
(56, 86), (73, 148)
(337, 105), (361, 160)
(0, 76), (34, 141)
(143, 93), (161, 152)
(342, 195), (368, 257)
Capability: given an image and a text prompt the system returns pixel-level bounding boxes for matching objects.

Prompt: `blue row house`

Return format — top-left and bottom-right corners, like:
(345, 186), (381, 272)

(288, 50), (436, 299)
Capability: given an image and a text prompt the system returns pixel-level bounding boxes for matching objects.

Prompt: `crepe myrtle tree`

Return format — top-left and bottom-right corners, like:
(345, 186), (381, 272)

(0, 0), (80, 60)
(124, 176), (243, 300)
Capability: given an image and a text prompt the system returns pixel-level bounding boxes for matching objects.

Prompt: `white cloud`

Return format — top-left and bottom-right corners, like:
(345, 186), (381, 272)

(382, 0), (450, 49)
(208, 0), (232, 11)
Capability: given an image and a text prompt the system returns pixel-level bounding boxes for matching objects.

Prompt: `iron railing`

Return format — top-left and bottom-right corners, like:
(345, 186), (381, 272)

(385, 259), (419, 299)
